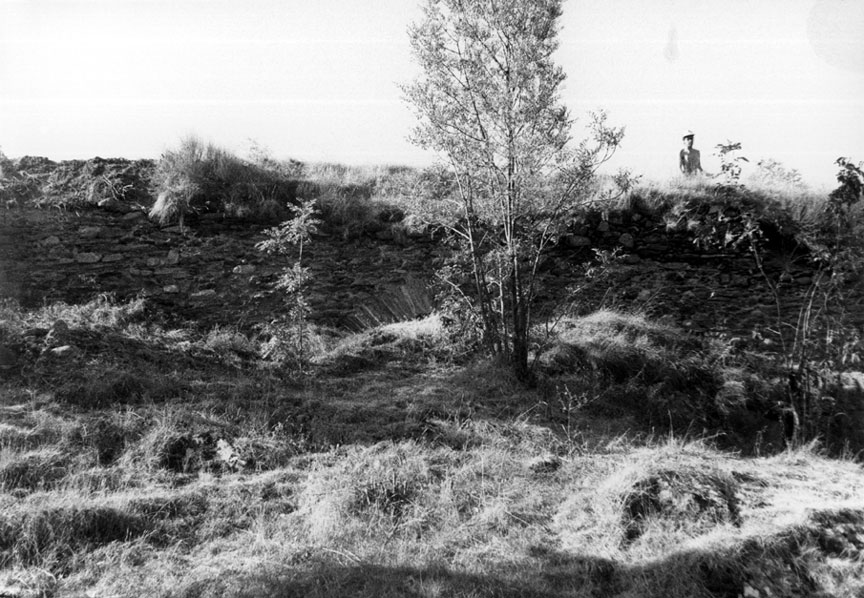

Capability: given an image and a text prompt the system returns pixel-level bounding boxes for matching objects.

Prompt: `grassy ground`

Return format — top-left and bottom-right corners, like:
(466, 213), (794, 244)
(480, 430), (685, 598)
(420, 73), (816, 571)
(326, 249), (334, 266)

(1, 297), (863, 597)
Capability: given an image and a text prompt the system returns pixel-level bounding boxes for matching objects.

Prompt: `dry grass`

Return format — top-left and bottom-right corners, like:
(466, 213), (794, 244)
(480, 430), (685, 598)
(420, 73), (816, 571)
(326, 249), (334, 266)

(1, 435), (853, 598)
(1, 297), (863, 597)
(150, 136), (296, 225)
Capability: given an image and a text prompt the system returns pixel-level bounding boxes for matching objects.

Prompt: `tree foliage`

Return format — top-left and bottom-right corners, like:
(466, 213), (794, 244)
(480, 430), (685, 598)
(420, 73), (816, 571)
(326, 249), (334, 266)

(404, 0), (629, 380)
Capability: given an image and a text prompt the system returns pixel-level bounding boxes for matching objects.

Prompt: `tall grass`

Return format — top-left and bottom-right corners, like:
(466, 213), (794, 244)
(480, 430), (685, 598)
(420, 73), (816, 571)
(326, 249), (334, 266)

(149, 137), (296, 226)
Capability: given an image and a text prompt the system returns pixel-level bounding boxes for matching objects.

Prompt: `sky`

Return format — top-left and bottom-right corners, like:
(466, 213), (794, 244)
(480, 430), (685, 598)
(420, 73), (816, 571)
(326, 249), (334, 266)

(1, 0), (862, 188)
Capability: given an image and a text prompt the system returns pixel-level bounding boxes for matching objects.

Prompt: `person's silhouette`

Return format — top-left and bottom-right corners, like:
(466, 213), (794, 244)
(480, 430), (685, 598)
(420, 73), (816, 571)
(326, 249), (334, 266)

(679, 131), (703, 176)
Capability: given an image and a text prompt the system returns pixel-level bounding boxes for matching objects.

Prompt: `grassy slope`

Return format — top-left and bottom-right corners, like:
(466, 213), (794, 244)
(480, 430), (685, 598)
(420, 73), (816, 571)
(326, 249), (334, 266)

(1, 164), (862, 596)
(1, 297), (863, 598)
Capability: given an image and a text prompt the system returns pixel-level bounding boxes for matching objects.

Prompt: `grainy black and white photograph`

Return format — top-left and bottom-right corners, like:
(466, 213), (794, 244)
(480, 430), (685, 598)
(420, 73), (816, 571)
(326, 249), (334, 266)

(1, 1), (863, 596)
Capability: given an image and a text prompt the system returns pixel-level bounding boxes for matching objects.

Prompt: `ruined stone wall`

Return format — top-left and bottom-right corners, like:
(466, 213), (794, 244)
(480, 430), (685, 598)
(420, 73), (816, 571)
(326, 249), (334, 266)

(1, 202), (862, 338)
(541, 208), (864, 338)
(0, 205), (444, 331)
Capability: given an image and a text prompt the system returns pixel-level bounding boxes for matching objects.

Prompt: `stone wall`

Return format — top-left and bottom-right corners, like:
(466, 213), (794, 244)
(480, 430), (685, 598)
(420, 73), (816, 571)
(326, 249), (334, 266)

(540, 207), (864, 337)
(1, 201), (862, 338)
(0, 205), (444, 331)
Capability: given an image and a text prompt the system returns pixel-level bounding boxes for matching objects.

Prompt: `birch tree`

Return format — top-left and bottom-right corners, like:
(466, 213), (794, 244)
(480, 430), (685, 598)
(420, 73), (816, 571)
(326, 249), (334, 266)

(404, 0), (628, 380)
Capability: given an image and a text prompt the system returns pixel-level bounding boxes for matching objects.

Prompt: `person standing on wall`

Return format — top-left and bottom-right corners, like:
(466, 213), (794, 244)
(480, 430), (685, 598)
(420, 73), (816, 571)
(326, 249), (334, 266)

(679, 130), (703, 176)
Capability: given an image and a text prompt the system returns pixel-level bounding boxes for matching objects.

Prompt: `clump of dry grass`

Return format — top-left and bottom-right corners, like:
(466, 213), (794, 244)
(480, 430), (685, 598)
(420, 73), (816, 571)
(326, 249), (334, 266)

(0, 499), (146, 572)
(537, 310), (731, 431)
(316, 314), (456, 374)
(150, 136), (296, 226)
(0, 294), (147, 337)
(0, 448), (69, 492)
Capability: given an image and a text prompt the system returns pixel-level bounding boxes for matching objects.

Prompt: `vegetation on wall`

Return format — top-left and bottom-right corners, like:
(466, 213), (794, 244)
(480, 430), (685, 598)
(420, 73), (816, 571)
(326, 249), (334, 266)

(149, 136), (297, 227)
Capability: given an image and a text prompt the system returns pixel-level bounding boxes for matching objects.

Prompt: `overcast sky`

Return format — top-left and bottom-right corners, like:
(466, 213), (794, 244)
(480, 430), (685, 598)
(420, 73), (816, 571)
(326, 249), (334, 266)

(1, 0), (862, 187)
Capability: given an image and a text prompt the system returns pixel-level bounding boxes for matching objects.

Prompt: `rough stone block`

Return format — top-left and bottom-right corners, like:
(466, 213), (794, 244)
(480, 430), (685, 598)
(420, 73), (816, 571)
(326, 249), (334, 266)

(78, 226), (103, 238)
(191, 289), (217, 299)
(564, 235), (591, 247)
(75, 252), (102, 264)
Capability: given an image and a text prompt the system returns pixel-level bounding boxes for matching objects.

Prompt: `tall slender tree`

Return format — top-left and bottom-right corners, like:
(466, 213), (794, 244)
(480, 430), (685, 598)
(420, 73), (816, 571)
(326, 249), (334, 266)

(404, 0), (629, 380)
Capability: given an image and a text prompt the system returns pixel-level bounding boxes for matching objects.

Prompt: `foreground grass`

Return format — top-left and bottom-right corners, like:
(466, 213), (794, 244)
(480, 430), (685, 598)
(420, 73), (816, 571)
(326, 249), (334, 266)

(1, 298), (863, 597)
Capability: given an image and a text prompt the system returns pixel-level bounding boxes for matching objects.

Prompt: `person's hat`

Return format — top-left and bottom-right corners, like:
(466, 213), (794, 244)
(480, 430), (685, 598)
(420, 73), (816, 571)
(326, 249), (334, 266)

(682, 130), (695, 139)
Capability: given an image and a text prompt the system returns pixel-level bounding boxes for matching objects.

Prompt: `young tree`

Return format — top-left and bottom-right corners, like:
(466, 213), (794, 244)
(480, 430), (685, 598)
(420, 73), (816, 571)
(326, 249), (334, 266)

(255, 197), (321, 369)
(404, 0), (628, 380)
